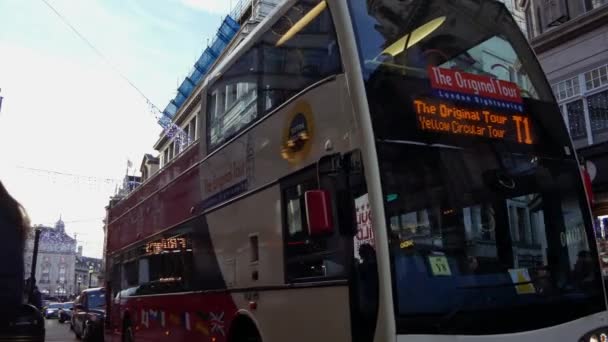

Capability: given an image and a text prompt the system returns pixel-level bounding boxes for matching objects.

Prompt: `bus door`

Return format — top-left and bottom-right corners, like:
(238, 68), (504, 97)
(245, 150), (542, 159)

(281, 156), (351, 282)
(280, 150), (377, 342)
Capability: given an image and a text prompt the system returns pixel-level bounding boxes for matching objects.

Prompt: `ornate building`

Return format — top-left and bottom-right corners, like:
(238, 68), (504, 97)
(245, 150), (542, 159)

(24, 218), (77, 299)
(74, 246), (103, 294)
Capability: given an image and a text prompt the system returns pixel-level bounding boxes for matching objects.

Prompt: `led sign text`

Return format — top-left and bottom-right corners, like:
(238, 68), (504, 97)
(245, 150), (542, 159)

(145, 237), (188, 255)
(429, 67), (523, 104)
(414, 99), (533, 144)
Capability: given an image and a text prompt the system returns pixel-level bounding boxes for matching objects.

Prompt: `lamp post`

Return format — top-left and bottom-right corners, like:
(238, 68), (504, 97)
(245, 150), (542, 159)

(88, 266), (93, 288)
(29, 229), (41, 300)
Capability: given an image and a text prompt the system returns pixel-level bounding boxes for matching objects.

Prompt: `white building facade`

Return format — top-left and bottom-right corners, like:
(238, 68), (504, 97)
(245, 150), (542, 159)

(24, 219), (77, 299)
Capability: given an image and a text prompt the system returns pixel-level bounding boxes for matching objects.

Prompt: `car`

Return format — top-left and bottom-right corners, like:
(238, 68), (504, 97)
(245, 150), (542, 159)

(0, 304), (45, 341)
(44, 303), (63, 319)
(72, 288), (105, 342)
(58, 302), (74, 324)
(41, 297), (59, 312)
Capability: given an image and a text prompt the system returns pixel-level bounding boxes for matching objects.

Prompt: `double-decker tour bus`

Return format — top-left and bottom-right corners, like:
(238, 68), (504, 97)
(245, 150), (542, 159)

(104, 0), (608, 341)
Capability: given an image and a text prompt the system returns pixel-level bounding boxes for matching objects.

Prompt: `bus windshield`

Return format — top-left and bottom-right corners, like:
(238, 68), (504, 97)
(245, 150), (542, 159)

(348, 0), (606, 335)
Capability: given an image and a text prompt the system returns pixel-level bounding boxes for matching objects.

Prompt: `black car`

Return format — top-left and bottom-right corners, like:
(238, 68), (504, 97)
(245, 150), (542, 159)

(43, 303), (63, 319)
(0, 304), (45, 341)
(58, 302), (74, 324)
(72, 288), (105, 342)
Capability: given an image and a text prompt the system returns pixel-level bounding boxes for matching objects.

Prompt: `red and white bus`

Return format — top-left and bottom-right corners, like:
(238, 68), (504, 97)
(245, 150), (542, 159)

(104, 0), (608, 341)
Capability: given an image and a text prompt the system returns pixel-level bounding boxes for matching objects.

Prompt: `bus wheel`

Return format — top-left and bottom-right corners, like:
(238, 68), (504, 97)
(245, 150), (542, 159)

(230, 317), (262, 342)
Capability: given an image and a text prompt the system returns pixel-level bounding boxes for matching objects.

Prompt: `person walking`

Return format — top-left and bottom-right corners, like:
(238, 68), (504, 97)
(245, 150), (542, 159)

(30, 285), (42, 310)
(0, 180), (30, 313)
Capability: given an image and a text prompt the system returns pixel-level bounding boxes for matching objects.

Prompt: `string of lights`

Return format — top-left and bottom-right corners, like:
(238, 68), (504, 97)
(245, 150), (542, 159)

(16, 165), (122, 183)
(14, 165), (124, 193)
(39, 0), (189, 142)
(36, 217), (105, 227)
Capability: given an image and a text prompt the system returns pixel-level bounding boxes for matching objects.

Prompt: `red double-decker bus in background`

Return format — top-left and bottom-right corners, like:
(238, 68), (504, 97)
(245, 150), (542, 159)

(104, 0), (608, 342)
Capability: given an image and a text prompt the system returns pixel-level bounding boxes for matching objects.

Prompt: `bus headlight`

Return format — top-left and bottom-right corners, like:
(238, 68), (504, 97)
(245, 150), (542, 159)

(590, 335), (599, 342)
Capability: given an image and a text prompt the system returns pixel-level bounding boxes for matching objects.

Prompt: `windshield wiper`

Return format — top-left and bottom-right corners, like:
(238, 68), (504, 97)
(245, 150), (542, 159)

(379, 139), (463, 150)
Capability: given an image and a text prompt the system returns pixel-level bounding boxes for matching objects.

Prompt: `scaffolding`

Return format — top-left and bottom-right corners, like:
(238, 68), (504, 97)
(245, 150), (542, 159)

(158, 16), (241, 125)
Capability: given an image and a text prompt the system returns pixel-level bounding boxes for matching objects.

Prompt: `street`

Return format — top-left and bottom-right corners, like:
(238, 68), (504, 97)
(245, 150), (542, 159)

(45, 318), (78, 342)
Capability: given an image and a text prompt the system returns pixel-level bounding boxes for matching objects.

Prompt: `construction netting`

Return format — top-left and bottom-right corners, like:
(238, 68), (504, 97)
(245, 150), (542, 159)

(159, 15), (240, 125)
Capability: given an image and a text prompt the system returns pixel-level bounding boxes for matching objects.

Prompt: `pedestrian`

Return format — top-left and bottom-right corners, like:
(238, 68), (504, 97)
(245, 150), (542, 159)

(0, 180), (30, 313)
(30, 285), (42, 310)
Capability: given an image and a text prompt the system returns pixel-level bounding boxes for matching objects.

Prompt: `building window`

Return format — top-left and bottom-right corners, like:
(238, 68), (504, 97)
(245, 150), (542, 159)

(183, 125), (190, 145)
(584, 64), (608, 91)
(174, 139), (180, 156)
(585, 0), (608, 11)
(553, 76), (581, 101)
(525, 7), (534, 38)
(566, 100), (587, 139)
(59, 263), (67, 284)
(535, 6), (543, 34)
(163, 149), (169, 166)
(553, 64), (608, 146)
(189, 117), (197, 142)
(41, 262), (51, 284)
(168, 142), (174, 161)
(589, 90), (608, 137)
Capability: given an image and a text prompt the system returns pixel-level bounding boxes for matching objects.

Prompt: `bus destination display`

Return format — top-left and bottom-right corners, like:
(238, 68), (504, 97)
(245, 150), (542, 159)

(428, 66), (524, 111)
(414, 99), (533, 144)
(418, 66), (533, 144)
(145, 237), (188, 255)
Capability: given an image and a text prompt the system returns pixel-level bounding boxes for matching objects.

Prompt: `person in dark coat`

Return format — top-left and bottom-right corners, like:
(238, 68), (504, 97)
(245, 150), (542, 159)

(0, 180), (30, 313)
(30, 286), (42, 310)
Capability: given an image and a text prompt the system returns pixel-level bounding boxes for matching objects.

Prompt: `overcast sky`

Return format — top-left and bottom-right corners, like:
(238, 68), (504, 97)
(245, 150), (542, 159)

(0, 0), (233, 258)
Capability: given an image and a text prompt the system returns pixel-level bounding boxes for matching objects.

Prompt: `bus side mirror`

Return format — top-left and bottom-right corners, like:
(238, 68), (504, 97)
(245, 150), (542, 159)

(305, 190), (334, 236)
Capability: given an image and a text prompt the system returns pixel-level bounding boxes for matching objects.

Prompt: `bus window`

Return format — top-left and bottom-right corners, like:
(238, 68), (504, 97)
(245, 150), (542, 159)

(207, 48), (259, 151)
(134, 233), (194, 295)
(206, 0), (342, 153)
(260, 0), (341, 114)
(122, 260), (138, 288)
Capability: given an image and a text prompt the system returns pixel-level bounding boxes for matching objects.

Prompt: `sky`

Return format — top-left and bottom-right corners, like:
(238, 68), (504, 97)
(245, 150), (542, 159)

(0, 0), (235, 258)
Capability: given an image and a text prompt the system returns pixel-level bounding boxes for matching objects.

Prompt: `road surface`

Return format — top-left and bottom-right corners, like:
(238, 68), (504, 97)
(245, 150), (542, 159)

(45, 318), (78, 341)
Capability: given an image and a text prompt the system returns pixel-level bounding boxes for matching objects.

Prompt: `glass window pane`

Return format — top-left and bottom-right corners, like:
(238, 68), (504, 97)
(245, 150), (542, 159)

(599, 66), (607, 83)
(589, 90), (608, 142)
(566, 100), (587, 139)
(206, 0), (342, 152)
(574, 78), (581, 95)
(287, 198), (303, 236)
(260, 0), (342, 115)
(206, 49), (259, 150)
